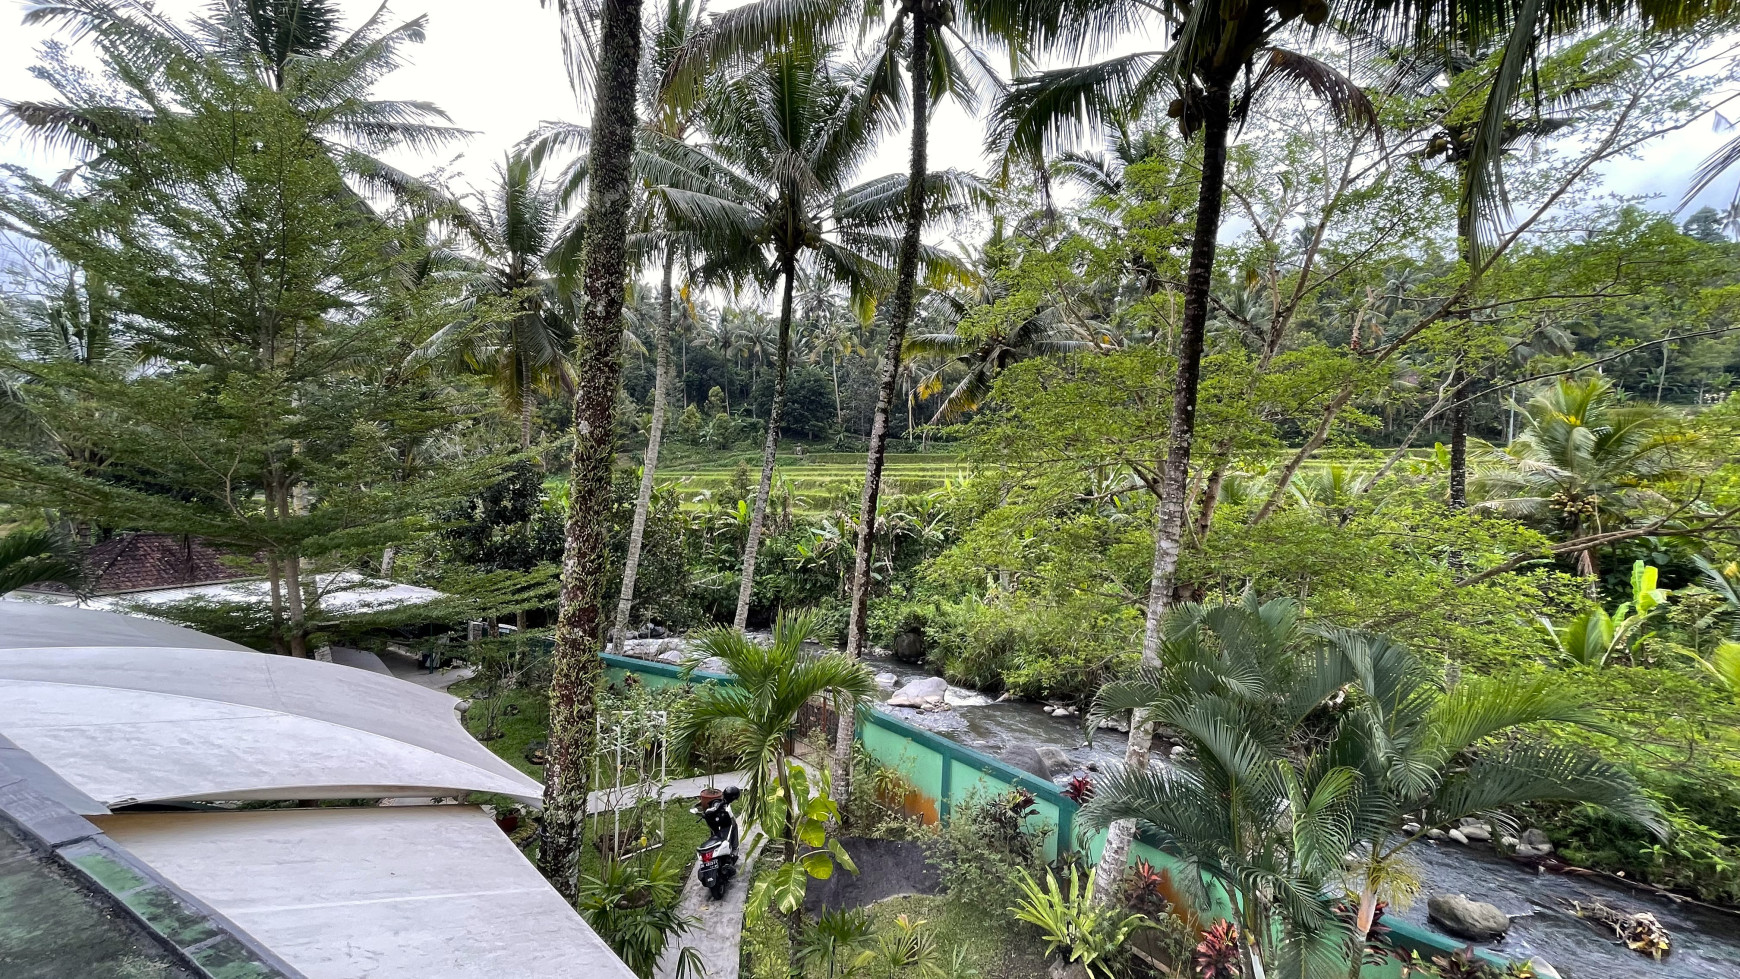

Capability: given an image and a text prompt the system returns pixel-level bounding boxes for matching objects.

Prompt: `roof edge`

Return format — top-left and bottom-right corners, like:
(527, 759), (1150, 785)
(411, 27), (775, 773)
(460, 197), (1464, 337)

(0, 755), (307, 979)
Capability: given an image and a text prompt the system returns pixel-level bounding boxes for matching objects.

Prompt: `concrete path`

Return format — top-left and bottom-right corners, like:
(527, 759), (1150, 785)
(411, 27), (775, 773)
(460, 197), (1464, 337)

(586, 771), (751, 816)
(655, 826), (764, 979)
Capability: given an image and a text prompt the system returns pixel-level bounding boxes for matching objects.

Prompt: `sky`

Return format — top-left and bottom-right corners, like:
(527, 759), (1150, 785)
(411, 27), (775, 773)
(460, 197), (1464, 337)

(2, 1), (1738, 234)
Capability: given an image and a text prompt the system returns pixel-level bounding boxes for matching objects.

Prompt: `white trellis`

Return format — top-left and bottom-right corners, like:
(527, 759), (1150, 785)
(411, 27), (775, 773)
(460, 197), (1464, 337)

(592, 707), (672, 861)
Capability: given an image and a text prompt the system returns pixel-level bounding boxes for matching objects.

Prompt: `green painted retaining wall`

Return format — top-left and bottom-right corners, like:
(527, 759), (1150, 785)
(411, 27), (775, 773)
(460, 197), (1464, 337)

(601, 651), (1514, 976)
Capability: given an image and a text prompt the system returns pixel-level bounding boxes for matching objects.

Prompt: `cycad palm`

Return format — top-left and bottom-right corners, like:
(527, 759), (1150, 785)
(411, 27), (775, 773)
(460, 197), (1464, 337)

(675, 610), (875, 858)
(1472, 376), (1683, 582)
(0, 529), (87, 596)
(1087, 595), (1661, 974)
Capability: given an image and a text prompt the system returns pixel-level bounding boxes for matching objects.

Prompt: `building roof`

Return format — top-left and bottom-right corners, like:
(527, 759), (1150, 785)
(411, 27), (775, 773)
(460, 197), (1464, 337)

(0, 604), (634, 979)
(0, 599), (252, 652)
(97, 806), (634, 979)
(0, 756), (298, 979)
(0, 644), (542, 808)
(25, 532), (255, 597)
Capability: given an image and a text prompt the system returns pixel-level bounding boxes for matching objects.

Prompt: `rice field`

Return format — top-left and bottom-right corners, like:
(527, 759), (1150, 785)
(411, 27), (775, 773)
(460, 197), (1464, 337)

(653, 450), (967, 508)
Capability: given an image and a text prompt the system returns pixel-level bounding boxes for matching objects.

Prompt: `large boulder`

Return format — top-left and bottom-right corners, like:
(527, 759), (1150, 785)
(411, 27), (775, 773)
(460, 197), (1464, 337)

(1037, 747), (1074, 780)
(1428, 894), (1511, 941)
(892, 626), (926, 664)
(1001, 745), (1049, 780)
(887, 676), (949, 708)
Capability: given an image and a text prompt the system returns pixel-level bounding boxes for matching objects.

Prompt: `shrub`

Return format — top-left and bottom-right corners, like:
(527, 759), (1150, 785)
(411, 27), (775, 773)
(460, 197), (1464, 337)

(925, 792), (1048, 910)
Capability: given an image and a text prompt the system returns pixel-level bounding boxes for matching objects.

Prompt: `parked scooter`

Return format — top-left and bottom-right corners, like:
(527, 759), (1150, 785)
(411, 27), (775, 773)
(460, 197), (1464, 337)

(693, 785), (742, 899)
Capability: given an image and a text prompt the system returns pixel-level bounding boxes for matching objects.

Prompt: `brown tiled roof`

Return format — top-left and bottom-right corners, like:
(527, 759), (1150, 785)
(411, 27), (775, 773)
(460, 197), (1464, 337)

(35, 534), (256, 596)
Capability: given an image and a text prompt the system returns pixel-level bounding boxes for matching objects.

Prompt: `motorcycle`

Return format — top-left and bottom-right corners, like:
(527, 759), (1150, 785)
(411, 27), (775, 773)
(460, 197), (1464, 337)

(692, 785), (742, 900)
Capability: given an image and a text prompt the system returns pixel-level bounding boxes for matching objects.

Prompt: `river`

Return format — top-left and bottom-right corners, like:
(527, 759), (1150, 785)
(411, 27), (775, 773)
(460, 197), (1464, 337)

(857, 648), (1740, 979)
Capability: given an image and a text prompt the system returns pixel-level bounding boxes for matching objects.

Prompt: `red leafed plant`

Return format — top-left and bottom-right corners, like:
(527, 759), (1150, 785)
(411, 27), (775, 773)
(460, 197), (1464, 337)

(1194, 919), (1241, 978)
(1062, 774), (1095, 803)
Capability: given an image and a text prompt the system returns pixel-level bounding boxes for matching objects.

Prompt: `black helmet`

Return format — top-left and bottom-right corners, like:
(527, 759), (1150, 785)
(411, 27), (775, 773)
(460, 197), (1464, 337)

(722, 786), (742, 803)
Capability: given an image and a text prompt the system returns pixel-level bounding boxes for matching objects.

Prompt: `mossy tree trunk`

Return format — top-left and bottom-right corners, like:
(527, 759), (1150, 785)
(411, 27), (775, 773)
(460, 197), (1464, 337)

(540, 0), (645, 901)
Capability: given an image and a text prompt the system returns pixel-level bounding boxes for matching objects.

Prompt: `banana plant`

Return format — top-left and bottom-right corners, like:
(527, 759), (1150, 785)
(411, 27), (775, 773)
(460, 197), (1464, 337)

(745, 762), (857, 923)
(1537, 561), (1671, 667)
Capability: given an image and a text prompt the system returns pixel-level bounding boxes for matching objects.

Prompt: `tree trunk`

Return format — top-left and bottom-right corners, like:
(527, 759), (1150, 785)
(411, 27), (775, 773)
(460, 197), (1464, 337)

(838, 10), (930, 787)
(540, 0), (643, 902)
(612, 245), (677, 651)
(275, 474), (310, 659)
(1448, 371), (1470, 509)
(266, 551), (288, 656)
(1249, 382), (1357, 525)
(1092, 79), (1232, 903)
(521, 355), (535, 452)
(733, 255), (796, 630)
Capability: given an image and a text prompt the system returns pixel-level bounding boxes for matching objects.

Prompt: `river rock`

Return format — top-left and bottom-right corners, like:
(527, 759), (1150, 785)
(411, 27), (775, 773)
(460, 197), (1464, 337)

(1500, 835), (1520, 849)
(1427, 828), (1448, 841)
(1002, 745), (1050, 780)
(1448, 829), (1469, 845)
(695, 656), (729, 675)
(873, 672), (899, 689)
(1521, 828), (1552, 847)
(1095, 716), (1129, 733)
(888, 676), (949, 708)
(1402, 822), (1422, 835)
(1037, 747), (1073, 779)
(1515, 830), (1555, 859)
(657, 650), (684, 664)
(1428, 894), (1512, 941)
(892, 627), (926, 664)
(1461, 823), (1493, 843)
(1169, 745), (1187, 759)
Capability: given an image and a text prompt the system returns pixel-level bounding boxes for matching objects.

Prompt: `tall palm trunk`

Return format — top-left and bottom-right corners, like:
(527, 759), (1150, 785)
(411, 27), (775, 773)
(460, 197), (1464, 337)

(838, 12), (930, 785)
(1092, 79), (1232, 902)
(1449, 163), (1478, 509)
(612, 244), (677, 650)
(732, 253), (797, 629)
(1448, 370), (1470, 508)
(540, 0), (644, 901)
(520, 354), (535, 451)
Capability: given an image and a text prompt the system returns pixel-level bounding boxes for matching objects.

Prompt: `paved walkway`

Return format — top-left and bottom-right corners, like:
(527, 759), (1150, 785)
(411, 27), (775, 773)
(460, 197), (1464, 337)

(655, 826), (764, 979)
(585, 771), (750, 815)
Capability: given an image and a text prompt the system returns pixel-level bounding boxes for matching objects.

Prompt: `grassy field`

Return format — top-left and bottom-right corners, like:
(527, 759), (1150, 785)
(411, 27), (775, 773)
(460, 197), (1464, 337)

(653, 449), (969, 509)
(643, 444), (1439, 510)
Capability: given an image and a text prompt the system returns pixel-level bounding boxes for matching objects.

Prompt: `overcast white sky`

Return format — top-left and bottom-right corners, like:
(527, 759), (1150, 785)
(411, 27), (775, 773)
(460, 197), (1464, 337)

(2, 1), (1737, 228)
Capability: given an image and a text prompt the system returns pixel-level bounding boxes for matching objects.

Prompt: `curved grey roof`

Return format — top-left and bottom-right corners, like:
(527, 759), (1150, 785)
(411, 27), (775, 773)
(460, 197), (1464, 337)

(97, 806), (633, 979)
(0, 640), (543, 807)
(0, 600), (251, 651)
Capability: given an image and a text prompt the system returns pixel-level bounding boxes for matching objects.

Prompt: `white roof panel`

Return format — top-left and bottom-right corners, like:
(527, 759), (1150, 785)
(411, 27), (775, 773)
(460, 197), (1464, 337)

(0, 644), (542, 806)
(96, 806), (635, 979)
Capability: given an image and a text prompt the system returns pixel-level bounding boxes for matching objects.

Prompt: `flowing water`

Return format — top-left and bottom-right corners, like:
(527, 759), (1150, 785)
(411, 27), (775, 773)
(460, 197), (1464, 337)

(855, 648), (1740, 979)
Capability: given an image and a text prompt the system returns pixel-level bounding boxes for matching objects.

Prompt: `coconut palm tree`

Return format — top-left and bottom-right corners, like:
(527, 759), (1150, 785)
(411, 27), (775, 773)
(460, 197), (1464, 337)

(9, 0), (467, 206)
(674, 610), (875, 856)
(638, 40), (978, 631)
(906, 238), (1106, 424)
(0, 529), (87, 596)
(1471, 376), (1684, 586)
(1086, 594), (1661, 974)
(420, 153), (574, 450)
